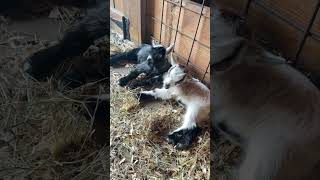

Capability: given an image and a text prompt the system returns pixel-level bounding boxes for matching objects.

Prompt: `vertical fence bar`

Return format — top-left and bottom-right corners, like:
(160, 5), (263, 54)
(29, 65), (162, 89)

(159, 0), (165, 43)
(294, 1), (320, 65)
(201, 63), (210, 82)
(113, 0), (115, 8)
(173, 0), (183, 50)
(186, 0), (205, 66)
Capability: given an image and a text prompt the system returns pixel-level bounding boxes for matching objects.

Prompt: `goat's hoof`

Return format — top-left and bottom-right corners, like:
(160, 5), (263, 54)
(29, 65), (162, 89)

(118, 78), (127, 87)
(127, 83), (138, 89)
(167, 127), (202, 150)
(23, 58), (44, 80)
(136, 93), (155, 101)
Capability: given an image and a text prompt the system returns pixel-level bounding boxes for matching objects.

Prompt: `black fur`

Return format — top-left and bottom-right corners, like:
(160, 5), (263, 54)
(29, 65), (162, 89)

(111, 44), (171, 89)
(136, 92), (157, 101)
(24, 1), (108, 81)
(167, 126), (202, 150)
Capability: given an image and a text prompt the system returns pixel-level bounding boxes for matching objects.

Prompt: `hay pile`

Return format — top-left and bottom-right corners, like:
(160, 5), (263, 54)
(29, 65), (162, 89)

(110, 32), (210, 179)
(0, 16), (108, 179)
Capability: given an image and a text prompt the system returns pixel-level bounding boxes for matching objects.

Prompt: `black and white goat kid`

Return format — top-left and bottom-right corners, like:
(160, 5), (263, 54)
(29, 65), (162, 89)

(110, 40), (174, 89)
(138, 54), (210, 149)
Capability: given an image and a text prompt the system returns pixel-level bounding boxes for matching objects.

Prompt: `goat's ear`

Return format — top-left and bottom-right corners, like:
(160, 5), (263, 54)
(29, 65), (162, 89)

(170, 53), (177, 66)
(174, 71), (186, 82)
(152, 39), (157, 46)
(166, 44), (174, 54)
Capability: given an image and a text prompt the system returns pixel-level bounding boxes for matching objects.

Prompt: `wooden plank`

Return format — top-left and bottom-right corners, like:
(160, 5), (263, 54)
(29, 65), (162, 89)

(140, 0), (147, 43)
(114, 0), (125, 13)
(177, 8), (201, 40)
(182, 0), (210, 18)
(110, 7), (124, 22)
(146, 0), (163, 20)
(247, 3), (303, 60)
(110, 8), (124, 35)
(125, 0), (141, 44)
(257, 0), (318, 30)
(195, 16), (210, 47)
(147, 18), (161, 41)
(174, 32), (193, 60)
(297, 36), (320, 75)
(190, 42), (210, 71)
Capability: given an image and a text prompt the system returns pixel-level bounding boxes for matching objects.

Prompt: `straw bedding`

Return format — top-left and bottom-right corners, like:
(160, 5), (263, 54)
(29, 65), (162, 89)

(0, 14), (108, 179)
(110, 31), (210, 179)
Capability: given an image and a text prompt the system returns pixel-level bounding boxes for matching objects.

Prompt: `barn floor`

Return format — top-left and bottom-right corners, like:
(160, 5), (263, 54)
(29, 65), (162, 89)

(110, 33), (210, 179)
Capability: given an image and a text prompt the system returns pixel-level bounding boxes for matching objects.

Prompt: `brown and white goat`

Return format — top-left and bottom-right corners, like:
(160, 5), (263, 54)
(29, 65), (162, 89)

(138, 54), (210, 149)
(212, 7), (320, 180)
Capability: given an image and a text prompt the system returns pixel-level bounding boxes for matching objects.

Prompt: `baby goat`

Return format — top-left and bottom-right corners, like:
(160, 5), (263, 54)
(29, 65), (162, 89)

(138, 54), (210, 149)
(110, 40), (174, 89)
(213, 7), (320, 180)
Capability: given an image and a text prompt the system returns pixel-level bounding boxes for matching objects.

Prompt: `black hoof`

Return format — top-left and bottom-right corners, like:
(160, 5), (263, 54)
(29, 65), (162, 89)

(118, 77), (128, 87)
(167, 127), (202, 150)
(136, 92), (156, 101)
(127, 82), (138, 89)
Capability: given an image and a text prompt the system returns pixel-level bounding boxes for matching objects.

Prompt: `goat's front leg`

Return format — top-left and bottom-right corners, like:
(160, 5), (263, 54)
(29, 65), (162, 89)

(137, 88), (172, 101)
(118, 69), (142, 87)
(167, 105), (202, 149)
(128, 75), (163, 89)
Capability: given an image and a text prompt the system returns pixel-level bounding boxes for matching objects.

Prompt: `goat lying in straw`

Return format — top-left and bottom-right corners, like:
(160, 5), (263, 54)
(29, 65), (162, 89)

(110, 40), (174, 89)
(212, 7), (320, 180)
(138, 54), (210, 149)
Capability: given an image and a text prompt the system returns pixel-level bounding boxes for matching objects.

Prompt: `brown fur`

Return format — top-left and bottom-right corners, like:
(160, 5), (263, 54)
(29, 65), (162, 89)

(213, 7), (320, 180)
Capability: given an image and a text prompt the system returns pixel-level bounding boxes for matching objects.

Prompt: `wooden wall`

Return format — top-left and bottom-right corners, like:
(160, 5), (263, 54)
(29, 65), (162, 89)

(145, 0), (210, 84)
(111, 0), (143, 44)
(214, 0), (320, 77)
(110, 0), (210, 84)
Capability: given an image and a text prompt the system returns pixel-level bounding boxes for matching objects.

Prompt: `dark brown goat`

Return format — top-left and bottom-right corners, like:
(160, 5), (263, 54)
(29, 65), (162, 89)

(212, 8), (320, 180)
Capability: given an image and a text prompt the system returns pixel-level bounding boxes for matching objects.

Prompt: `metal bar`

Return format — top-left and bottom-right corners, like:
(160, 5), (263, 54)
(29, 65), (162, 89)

(113, 0), (115, 8)
(201, 63), (210, 82)
(186, 0), (205, 66)
(149, 16), (210, 49)
(164, 0), (209, 17)
(159, 0), (165, 43)
(294, 2), (320, 65)
(173, 0), (183, 50)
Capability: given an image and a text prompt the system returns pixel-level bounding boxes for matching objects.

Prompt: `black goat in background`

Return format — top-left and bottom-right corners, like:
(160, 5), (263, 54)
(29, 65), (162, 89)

(22, 0), (108, 82)
(110, 40), (174, 89)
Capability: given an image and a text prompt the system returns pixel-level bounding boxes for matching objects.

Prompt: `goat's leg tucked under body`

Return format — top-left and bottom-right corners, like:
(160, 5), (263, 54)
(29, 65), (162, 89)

(167, 105), (202, 149)
(127, 75), (163, 89)
(139, 89), (202, 149)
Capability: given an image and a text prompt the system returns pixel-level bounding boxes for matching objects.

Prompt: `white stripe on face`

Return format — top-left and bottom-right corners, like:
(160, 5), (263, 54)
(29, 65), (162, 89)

(152, 44), (165, 48)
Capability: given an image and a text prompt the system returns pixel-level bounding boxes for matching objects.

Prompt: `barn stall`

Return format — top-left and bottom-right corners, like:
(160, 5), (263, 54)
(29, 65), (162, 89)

(213, 0), (320, 179)
(110, 0), (210, 179)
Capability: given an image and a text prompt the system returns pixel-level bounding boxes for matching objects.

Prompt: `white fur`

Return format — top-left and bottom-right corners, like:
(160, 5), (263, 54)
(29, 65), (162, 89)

(141, 55), (210, 132)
